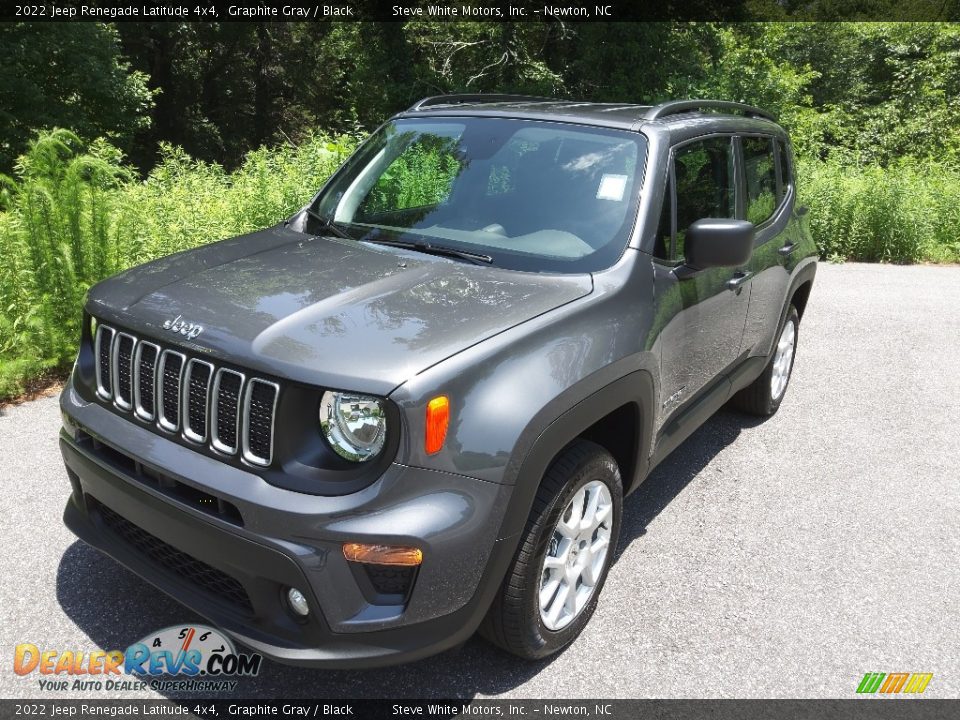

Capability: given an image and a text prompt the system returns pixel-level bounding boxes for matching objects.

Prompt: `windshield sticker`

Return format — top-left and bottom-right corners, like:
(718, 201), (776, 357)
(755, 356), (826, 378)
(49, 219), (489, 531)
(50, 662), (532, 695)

(597, 174), (628, 201)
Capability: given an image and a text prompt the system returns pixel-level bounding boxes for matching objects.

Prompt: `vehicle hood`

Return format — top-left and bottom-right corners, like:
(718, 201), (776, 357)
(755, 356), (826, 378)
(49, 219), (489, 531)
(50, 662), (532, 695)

(86, 225), (593, 395)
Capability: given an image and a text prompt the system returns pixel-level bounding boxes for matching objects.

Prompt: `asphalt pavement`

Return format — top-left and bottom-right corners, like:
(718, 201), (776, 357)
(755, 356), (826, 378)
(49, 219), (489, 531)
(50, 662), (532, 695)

(1, 262), (958, 700)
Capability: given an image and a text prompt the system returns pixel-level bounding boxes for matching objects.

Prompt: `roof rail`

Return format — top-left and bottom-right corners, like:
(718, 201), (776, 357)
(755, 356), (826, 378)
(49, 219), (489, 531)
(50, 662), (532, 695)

(644, 100), (776, 122)
(407, 94), (557, 111)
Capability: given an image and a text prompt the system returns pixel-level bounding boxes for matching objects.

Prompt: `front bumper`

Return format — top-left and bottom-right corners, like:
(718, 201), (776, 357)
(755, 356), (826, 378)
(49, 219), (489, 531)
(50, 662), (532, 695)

(59, 383), (517, 668)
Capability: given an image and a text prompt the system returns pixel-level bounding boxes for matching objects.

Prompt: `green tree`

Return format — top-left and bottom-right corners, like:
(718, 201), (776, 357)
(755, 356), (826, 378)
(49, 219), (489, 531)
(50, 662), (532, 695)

(0, 23), (154, 174)
(569, 23), (721, 103)
(738, 23), (960, 164)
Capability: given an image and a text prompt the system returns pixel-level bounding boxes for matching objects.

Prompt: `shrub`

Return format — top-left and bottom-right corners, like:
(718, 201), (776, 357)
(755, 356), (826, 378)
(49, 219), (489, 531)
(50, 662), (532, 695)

(0, 130), (357, 400)
(798, 158), (960, 264)
(2, 128), (959, 402)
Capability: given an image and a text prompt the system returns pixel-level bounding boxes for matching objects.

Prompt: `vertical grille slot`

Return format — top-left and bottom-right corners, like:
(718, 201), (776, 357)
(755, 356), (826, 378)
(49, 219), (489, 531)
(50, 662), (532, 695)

(111, 333), (137, 410)
(211, 369), (244, 455)
(157, 351), (186, 432)
(182, 359), (213, 443)
(134, 342), (159, 421)
(95, 325), (116, 400)
(242, 379), (279, 467)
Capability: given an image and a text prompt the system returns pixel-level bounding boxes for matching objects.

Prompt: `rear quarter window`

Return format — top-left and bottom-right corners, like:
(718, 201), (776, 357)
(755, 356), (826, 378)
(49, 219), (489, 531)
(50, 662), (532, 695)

(777, 139), (793, 201)
(741, 136), (777, 226)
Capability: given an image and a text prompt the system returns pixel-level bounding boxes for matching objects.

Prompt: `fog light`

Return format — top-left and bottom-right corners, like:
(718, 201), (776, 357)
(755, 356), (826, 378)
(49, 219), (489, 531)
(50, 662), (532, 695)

(286, 587), (310, 616)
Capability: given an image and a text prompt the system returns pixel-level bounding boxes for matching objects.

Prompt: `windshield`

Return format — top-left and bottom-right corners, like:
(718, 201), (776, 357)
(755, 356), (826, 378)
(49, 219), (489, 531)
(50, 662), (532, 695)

(312, 118), (646, 273)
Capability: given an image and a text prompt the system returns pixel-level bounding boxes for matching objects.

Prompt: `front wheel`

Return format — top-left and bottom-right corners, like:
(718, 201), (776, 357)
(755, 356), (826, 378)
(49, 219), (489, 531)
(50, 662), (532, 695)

(480, 440), (623, 659)
(731, 304), (800, 416)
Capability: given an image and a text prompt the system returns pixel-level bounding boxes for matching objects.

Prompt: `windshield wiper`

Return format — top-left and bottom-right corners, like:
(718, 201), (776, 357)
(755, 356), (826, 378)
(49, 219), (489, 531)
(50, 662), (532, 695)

(294, 212), (493, 265)
(296, 207), (353, 240)
(362, 237), (493, 265)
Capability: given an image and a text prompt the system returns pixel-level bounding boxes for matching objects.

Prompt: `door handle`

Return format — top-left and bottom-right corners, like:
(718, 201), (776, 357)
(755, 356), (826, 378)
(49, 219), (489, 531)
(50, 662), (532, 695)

(778, 242), (796, 256)
(727, 271), (753, 291)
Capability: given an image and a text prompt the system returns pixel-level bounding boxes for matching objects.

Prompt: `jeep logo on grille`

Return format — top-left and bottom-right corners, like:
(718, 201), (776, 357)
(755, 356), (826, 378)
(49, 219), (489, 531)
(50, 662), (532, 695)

(163, 315), (203, 340)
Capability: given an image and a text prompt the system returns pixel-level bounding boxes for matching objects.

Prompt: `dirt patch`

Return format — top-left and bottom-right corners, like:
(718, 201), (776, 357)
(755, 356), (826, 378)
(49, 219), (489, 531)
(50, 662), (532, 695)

(0, 372), (67, 410)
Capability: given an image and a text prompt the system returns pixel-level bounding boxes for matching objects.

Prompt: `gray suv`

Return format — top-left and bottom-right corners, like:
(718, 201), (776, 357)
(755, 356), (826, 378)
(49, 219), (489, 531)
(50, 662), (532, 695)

(59, 96), (817, 666)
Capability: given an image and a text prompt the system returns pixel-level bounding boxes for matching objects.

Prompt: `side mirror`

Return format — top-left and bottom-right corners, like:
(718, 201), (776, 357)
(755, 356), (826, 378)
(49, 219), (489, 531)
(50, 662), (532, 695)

(682, 218), (755, 271)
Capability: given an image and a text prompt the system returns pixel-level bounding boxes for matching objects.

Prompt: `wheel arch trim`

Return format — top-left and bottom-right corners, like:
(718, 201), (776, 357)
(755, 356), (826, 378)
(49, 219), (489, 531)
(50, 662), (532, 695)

(759, 258), (816, 359)
(496, 370), (655, 541)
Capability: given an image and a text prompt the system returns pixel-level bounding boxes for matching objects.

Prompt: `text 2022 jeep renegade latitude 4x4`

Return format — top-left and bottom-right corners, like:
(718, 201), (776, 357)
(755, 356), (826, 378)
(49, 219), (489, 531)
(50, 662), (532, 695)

(60, 97), (816, 666)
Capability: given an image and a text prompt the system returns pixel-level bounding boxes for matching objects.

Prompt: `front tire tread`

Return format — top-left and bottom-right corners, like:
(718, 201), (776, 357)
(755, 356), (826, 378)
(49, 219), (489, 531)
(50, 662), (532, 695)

(480, 439), (622, 660)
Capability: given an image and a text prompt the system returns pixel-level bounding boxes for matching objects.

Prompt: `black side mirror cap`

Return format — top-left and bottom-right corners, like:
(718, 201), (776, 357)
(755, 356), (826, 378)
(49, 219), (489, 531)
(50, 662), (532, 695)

(682, 218), (755, 272)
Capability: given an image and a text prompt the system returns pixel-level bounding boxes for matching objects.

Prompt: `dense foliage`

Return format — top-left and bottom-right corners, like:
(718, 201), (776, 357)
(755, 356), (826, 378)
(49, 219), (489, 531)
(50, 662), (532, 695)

(1, 21), (960, 399)
(0, 131), (357, 398)
(5, 22), (960, 173)
(0, 24), (154, 174)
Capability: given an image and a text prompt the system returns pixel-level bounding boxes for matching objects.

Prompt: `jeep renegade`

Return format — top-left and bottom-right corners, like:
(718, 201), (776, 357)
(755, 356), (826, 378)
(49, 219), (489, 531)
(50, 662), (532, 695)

(60, 96), (817, 666)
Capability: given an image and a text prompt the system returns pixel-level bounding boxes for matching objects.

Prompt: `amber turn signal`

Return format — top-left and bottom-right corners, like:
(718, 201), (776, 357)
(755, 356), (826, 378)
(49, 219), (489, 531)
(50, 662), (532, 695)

(425, 395), (450, 455)
(342, 543), (423, 566)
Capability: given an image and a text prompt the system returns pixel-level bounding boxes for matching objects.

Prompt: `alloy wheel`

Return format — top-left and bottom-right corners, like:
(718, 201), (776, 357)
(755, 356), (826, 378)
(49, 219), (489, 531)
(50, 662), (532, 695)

(771, 318), (797, 400)
(539, 480), (613, 631)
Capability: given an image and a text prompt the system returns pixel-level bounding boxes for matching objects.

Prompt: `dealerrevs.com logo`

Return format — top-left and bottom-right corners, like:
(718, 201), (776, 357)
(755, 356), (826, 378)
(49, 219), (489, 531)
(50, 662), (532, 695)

(13, 625), (261, 693)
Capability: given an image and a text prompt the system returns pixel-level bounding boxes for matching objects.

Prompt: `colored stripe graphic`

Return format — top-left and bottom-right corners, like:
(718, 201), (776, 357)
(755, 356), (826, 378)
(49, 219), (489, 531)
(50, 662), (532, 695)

(857, 673), (886, 694)
(903, 673), (933, 694)
(857, 672), (932, 694)
(880, 673), (910, 693)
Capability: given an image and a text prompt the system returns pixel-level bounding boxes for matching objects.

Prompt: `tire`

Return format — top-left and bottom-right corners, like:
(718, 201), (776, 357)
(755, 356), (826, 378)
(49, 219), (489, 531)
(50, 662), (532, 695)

(480, 439), (623, 660)
(731, 304), (800, 416)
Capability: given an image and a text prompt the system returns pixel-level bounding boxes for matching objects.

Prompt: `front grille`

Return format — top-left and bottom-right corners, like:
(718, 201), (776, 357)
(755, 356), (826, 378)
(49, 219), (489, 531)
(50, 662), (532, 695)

(94, 498), (252, 613)
(94, 323), (279, 467)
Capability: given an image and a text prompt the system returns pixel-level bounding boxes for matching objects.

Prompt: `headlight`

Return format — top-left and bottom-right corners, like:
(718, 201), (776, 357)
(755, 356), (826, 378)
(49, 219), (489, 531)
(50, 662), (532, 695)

(319, 391), (387, 462)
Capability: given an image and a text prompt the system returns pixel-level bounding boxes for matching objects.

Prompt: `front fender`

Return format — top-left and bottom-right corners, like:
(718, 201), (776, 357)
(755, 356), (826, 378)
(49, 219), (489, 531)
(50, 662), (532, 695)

(388, 251), (659, 489)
